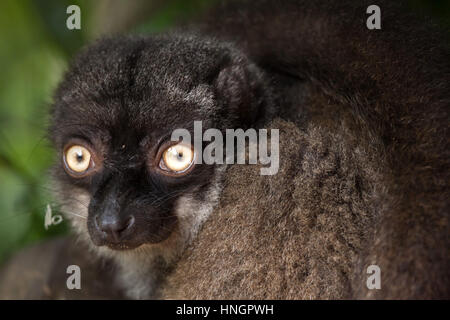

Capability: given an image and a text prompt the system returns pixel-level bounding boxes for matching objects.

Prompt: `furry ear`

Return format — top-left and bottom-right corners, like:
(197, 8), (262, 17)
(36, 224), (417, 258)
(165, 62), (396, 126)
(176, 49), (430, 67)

(213, 56), (271, 128)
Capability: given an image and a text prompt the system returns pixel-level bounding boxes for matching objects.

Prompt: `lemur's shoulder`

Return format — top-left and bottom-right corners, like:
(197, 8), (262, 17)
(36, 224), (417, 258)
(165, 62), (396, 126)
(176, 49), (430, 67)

(163, 0), (450, 299)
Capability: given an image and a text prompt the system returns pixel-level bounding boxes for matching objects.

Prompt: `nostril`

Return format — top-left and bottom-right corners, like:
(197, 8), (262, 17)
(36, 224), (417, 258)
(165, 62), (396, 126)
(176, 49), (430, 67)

(116, 215), (134, 234)
(96, 215), (135, 242)
(124, 215), (135, 231)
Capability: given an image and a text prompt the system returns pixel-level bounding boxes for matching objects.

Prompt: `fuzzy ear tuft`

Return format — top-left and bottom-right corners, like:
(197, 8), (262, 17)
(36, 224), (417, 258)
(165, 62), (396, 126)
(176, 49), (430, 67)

(214, 56), (270, 128)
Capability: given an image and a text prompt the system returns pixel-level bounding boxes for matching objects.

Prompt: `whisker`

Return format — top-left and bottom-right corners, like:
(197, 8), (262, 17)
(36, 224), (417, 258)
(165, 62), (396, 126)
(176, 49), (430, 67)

(62, 210), (87, 220)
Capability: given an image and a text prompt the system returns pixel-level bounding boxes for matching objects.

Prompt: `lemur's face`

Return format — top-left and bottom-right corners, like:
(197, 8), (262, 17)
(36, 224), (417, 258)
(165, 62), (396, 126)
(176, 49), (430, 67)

(50, 35), (266, 251)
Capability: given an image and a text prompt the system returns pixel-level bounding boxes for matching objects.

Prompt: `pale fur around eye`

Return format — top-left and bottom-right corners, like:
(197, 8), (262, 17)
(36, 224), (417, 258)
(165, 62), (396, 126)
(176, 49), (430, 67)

(65, 145), (92, 173)
(161, 144), (194, 173)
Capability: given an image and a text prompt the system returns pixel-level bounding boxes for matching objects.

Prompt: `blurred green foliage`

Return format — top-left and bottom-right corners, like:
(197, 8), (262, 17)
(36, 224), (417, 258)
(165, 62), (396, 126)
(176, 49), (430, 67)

(0, 0), (448, 264)
(0, 0), (86, 263)
(0, 0), (214, 264)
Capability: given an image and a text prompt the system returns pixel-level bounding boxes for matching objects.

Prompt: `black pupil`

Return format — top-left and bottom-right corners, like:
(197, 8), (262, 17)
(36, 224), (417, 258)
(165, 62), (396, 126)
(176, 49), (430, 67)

(76, 152), (83, 162)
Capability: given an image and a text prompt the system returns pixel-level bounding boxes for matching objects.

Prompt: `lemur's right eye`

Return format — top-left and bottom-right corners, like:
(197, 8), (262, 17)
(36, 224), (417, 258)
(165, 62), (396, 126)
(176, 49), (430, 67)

(63, 144), (94, 176)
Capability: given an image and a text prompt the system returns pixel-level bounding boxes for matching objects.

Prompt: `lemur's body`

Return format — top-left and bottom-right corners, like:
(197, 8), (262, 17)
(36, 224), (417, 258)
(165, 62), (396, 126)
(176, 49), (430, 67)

(0, 0), (448, 299)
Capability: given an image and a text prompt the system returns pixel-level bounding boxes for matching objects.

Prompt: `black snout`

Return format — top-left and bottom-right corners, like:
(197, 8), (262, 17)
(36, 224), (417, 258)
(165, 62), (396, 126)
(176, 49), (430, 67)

(87, 169), (180, 250)
(95, 214), (135, 243)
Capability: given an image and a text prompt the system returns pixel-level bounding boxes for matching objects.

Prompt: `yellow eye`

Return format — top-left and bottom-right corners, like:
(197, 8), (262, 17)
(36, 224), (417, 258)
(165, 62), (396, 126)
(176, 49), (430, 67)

(161, 144), (194, 173)
(64, 145), (92, 173)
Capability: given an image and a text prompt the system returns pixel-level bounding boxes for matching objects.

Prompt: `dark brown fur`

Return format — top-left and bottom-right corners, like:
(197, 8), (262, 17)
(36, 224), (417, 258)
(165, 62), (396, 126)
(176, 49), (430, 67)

(162, 117), (380, 299)
(162, 0), (450, 299)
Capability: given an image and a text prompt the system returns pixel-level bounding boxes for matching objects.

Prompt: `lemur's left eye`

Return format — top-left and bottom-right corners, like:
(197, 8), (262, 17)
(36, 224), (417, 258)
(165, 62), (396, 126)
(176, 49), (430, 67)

(63, 144), (94, 176)
(160, 143), (195, 174)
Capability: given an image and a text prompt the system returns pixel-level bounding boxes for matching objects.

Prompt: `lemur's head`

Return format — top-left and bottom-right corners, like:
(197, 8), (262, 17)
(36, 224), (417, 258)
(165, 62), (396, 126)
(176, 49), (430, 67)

(50, 34), (270, 252)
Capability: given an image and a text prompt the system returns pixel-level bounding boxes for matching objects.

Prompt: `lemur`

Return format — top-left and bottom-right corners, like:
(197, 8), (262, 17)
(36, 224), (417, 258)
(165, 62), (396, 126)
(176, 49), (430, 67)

(0, 0), (448, 299)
